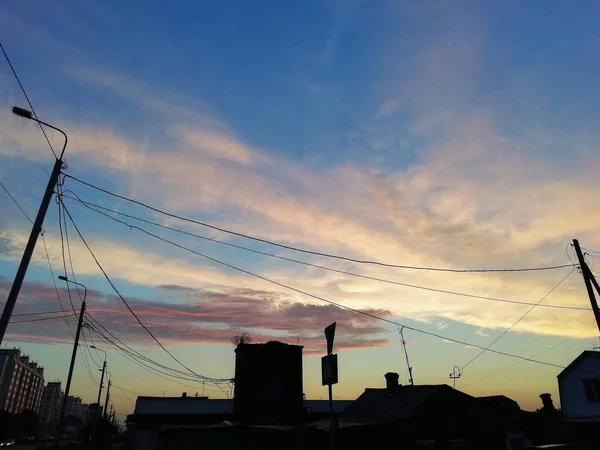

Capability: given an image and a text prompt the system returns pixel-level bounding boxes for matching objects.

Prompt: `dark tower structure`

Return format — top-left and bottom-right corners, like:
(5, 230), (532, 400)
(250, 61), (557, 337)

(233, 341), (303, 424)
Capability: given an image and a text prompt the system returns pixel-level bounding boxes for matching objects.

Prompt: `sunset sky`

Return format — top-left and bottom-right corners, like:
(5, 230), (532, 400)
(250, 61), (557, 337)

(1, 1), (600, 420)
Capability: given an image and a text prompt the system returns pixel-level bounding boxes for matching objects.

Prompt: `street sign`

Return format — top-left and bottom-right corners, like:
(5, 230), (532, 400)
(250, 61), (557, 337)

(324, 322), (336, 355)
(321, 353), (338, 386)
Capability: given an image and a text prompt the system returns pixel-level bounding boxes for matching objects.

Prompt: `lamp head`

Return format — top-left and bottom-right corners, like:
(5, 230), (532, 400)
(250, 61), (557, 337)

(12, 106), (33, 119)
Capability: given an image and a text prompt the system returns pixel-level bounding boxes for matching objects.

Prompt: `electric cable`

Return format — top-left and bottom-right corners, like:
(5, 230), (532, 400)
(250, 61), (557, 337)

(63, 174), (573, 274)
(59, 199), (230, 384)
(0, 41), (57, 159)
(62, 196), (569, 371)
(62, 192), (589, 312)
(461, 269), (575, 372)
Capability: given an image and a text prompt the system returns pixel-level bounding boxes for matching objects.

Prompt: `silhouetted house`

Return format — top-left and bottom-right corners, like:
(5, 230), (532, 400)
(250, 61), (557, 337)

(304, 399), (353, 414)
(558, 350), (600, 422)
(126, 394), (234, 450)
(342, 373), (526, 449)
(478, 395), (521, 411)
(233, 341), (304, 424)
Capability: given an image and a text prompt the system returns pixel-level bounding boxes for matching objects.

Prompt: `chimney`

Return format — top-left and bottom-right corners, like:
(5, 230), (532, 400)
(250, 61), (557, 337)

(539, 393), (555, 411)
(182, 392), (187, 398)
(385, 372), (399, 390)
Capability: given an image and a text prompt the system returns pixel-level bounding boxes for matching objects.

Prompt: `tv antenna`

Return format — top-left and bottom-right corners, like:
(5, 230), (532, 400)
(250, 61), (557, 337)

(398, 327), (414, 386)
(449, 366), (461, 389)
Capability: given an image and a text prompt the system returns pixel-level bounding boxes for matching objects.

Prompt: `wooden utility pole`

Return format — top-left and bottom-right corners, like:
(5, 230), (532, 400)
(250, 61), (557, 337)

(573, 239), (600, 332)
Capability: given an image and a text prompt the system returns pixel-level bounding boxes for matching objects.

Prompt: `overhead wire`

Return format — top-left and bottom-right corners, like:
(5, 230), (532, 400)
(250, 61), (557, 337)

(84, 315), (228, 395)
(59, 199), (230, 385)
(460, 269), (575, 372)
(0, 41), (58, 159)
(0, 178), (75, 336)
(63, 174), (573, 274)
(0, 180), (34, 223)
(60, 194), (568, 371)
(13, 309), (70, 317)
(57, 197), (78, 315)
(10, 313), (77, 324)
(62, 192), (588, 312)
(84, 314), (229, 390)
(461, 322), (600, 388)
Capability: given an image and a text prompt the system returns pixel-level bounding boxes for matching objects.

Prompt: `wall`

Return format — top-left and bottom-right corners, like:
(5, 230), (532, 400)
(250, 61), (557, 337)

(559, 355), (600, 421)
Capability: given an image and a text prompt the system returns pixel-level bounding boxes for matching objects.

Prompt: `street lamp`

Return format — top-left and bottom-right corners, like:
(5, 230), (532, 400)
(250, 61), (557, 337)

(89, 346), (107, 440)
(56, 276), (87, 445)
(0, 107), (68, 345)
(90, 346), (107, 404)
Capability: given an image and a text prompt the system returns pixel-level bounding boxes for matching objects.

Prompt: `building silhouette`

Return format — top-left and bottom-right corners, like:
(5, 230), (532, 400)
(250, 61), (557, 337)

(233, 340), (304, 424)
(0, 349), (44, 414)
(40, 381), (63, 433)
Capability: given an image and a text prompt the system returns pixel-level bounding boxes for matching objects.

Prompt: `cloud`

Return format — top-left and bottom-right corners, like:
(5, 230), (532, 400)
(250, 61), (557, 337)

(0, 276), (392, 353)
(1, 33), (600, 345)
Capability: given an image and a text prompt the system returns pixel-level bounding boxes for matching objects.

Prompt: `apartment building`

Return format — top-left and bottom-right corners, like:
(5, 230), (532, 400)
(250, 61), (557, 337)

(0, 349), (45, 414)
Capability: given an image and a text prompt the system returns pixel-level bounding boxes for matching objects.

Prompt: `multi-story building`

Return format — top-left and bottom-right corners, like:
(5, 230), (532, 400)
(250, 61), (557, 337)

(0, 349), (45, 414)
(64, 396), (91, 422)
(40, 382), (63, 433)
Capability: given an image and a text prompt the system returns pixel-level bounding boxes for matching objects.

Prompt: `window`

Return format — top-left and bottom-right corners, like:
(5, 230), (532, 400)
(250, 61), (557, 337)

(583, 378), (600, 402)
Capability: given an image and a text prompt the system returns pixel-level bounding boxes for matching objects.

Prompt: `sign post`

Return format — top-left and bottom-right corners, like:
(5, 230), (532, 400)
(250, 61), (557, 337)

(322, 322), (338, 450)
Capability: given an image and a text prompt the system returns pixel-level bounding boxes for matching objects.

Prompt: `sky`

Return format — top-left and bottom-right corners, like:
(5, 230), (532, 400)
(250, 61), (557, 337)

(1, 0), (600, 420)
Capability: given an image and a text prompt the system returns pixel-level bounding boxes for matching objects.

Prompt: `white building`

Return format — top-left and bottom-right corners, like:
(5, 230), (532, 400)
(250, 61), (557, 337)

(558, 350), (600, 422)
(40, 382), (63, 433)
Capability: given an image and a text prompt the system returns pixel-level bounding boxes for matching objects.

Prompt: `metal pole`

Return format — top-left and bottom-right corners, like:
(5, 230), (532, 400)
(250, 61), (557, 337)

(97, 360), (106, 404)
(56, 298), (86, 446)
(103, 379), (111, 420)
(328, 383), (335, 450)
(0, 108), (67, 346)
(92, 359), (106, 441)
(573, 239), (600, 332)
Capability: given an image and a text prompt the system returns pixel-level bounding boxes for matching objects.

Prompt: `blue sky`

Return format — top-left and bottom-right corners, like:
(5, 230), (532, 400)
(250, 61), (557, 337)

(1, 1), (600, 419)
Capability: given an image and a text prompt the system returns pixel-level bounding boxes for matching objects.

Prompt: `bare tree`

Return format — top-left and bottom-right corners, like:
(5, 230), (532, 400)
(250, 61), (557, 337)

(231, 332), (253, 346)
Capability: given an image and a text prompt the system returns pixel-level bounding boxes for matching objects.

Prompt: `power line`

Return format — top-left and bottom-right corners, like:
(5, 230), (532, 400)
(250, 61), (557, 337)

(58, 199), (78, 315)
(461, 322), (599, 388)
(13, 310), (69, 317)
(59, 200), (230, 384)
(0, 180), (33, 224)
(461, 269), (575, 372)
(10, 313), (76, 324)
(64, 196), (568, 371)
(63, 174), (573, 274)
(0, 41), (58, 159)
(85, 314), (228, 394)
(63, 193), (589, 312)
(0, 179), (75, 335)
(41, 233), (75, 338)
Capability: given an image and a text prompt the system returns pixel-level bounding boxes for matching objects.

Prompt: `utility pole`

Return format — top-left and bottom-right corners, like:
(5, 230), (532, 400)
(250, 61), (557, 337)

(573, 239), (600, 332)
(92, 356), (106, 441)
(55, 277), (86, 447)
(399, 327), (414, 385)
(103, 379), (111, 420)
(96, 360), (106, 405)
(0, 107), (68, 346)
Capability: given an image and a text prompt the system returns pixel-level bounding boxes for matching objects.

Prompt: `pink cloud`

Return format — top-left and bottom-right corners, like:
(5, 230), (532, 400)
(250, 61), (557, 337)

(0, 277), (393, 354)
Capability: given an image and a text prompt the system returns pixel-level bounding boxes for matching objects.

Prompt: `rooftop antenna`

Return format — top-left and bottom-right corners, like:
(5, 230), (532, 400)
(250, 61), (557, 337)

(449, 366), (461, 389)
(399, 327), (414, 386)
